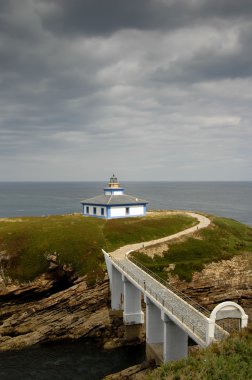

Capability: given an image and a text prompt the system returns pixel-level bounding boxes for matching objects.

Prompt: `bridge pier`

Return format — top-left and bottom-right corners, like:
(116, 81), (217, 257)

(111, 265), (124, 310)
(146, 297), (164, 363)
(162, 313), (188, 362)
(145, 297), (188, 363)
(146, 297), (163, 344)
(123, 275), (144, 324)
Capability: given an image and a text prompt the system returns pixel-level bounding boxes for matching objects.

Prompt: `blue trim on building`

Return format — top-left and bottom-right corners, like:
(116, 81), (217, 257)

(81, 202), (148, 207)
(81, 199), (148, 219)
(106, 214), (145, 219)
(82, 213), (145, 219)
(103, 187), (125, 191)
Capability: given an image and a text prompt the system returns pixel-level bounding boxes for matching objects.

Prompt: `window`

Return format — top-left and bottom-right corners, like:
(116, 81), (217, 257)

(101, 208), (104, 216)
(93, 207), (97, 215)
(86, 206), (89, 214)
(126, 207), (130, 215)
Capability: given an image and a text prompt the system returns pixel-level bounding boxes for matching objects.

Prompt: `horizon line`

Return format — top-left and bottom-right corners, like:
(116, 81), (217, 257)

(0, 180), (252, 183)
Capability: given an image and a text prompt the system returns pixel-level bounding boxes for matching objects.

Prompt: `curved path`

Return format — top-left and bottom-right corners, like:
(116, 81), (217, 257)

(106, 212), (228, 346)
(110, 211), (211, 260)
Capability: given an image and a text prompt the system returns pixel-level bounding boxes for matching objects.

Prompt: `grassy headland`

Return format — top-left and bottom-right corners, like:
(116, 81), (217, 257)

(0, 212), (196, 282)
(131, 216), (252, 282)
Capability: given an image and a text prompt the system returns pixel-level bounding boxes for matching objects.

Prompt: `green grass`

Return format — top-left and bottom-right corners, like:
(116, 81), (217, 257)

(103, 214), (197, 251)
(0, 215), (105, 282)
(131, 216), (252, 282)
(2, 213), (251, 284)
(0, 213), (196, 282)
(148, 326), (252, 380)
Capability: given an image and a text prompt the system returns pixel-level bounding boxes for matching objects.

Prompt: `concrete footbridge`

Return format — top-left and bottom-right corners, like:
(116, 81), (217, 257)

(103, 212), (248, 363)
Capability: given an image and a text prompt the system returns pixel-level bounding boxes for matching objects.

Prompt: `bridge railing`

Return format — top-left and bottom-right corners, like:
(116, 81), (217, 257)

(128, 257), (228, 341)
(113, 257), (208, 342)
(129, 256), (210, 317)
(112, 255), (228, 343)
(145, 280), (207, 342)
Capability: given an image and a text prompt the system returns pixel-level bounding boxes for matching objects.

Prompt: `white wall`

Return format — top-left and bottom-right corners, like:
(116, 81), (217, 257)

(104, 190), (124, 195)
(110, 205), (145, 217)
(110, 207), (126, 217)
(130, 206), (145, 216)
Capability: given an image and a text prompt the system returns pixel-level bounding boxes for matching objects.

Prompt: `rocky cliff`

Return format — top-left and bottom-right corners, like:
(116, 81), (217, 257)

(0, 250), (251, 358)
(0, 255), (139, 351)
(137, 241), (252, 321)
(169, 253), (252, 320)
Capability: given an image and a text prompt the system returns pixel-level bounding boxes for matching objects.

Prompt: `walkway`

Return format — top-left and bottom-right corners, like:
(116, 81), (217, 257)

(110, 211), (210, 260)
(108, 212), (228, 346)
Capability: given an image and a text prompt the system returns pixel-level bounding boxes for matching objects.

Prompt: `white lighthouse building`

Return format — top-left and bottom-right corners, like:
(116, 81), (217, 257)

(80, 175), (148, 219)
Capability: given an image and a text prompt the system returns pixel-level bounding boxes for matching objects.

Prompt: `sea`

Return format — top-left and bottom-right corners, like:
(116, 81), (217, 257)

(0, 181), (251, 380)
(0, 181), (251, 225)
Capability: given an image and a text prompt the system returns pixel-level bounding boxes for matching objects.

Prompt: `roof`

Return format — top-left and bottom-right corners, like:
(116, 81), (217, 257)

(80, 193), (148, 206)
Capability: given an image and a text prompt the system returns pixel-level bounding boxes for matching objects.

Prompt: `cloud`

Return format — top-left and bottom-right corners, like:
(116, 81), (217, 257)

(39, 0), (252, 37)
(0, 0), (251, 180)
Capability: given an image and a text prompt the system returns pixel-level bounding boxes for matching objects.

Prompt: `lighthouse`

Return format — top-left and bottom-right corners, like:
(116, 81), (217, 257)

(80, 175), (148, 219)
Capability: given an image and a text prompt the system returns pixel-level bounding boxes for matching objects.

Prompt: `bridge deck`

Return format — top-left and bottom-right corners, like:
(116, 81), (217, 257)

(108, 212), (228, 346)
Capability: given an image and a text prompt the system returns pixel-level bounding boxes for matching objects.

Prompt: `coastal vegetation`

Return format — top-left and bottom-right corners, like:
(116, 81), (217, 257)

(131, 216), (252, 282)
(0, 212), (196, 282)
(0, 211), (252, 379)
(149, 326), (252, 380)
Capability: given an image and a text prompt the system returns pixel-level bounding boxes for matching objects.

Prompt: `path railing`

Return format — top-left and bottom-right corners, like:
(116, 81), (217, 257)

(107, 212), (230, 345)
(112, 257), (208, 343)
(112, 255), (228, 344)
(129, 256), (210, 317)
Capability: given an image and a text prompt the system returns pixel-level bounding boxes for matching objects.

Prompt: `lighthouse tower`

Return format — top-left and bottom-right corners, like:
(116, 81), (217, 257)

(104, 174), (124, 195)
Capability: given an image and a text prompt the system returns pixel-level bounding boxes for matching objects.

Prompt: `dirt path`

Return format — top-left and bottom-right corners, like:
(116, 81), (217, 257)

(110, 212), (211, 259)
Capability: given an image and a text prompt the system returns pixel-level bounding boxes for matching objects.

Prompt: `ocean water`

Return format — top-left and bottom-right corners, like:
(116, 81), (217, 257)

(0, 181), (251, 379)
(0, 341), (145, 380)
(0, 181), (251, 225)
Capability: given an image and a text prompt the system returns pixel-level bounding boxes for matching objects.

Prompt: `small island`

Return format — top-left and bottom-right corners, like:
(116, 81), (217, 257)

(0, 211), (251, 378)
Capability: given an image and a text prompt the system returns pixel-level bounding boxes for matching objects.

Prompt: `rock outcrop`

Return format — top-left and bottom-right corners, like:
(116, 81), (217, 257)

(0, 250), (251, 354)
(168, 254), (252, 320)
(137, 240), (252, 320)
(0, 275), (111, 350)
(0, 255), (140, 351)
(104, 360), (156, 380)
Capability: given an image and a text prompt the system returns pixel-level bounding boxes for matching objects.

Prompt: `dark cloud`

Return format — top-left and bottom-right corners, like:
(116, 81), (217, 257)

(0, 0), (251, 180)
(198, 0), (252, 18)
(40, 0), (173, 36)
(40, 0), (252, 36)
(0, 0), (13, 13)
(153, 44), (252, 83)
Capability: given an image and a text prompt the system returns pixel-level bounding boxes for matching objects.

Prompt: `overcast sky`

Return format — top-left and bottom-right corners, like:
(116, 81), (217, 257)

(1, 0), (252, 181)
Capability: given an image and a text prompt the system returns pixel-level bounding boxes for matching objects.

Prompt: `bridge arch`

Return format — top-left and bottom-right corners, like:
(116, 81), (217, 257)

(206, 301), (248, 344)
(210, 301), (248, 327)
